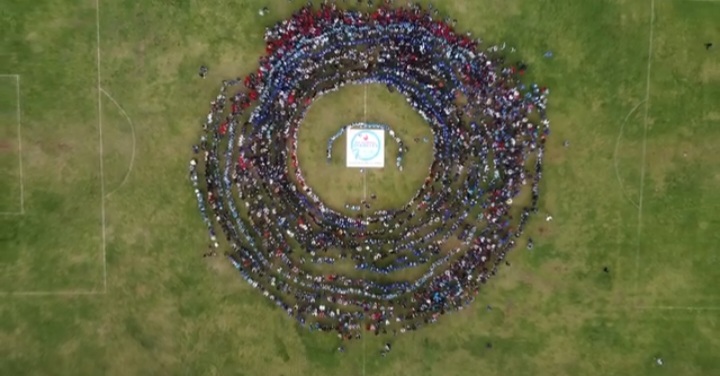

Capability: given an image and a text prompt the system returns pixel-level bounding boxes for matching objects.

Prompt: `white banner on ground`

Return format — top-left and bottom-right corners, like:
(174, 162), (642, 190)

(346, 128), (385, 168)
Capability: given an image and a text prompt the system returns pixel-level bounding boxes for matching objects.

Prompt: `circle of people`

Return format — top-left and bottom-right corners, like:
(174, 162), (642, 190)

(189, 2), (550, 341)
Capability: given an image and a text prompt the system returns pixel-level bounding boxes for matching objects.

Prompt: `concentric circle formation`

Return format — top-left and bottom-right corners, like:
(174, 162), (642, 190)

(190, 3), (550, 338)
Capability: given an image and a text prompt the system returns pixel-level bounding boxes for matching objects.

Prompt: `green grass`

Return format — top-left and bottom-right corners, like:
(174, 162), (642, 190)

(1, 0), (719, 375)
(0, 75), (21, 213)
(298, 84), (433, 214)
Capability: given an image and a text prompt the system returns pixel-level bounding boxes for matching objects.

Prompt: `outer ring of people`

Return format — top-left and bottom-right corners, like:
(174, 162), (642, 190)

(190, 2), (550, 340)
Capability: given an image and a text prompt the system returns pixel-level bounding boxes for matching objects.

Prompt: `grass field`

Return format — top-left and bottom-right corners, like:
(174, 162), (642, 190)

(298, 84), (434, 214)
(1, 0), (719, 375)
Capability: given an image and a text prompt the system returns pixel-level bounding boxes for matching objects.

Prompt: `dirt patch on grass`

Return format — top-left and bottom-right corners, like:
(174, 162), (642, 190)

(0, 141), (14, 152)
(700, 60), (720, 84)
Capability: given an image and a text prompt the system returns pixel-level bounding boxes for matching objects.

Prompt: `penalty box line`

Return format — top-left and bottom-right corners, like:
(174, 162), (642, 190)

(95, 0), (108, 295)
(633, 0), (654, 305)
(0, 290), (105, 297)
(0, 74), (24, 216)
(632, 0), (720, 311)
(0, 0), (107, 296)
(636, 305), (720, 311)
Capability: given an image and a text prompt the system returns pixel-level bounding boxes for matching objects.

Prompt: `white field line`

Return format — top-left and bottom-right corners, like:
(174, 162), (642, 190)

(634, 0), (655, 302)
(637, 305), (720, 311)
(96, 0), (108, 293)
(15, 74), (24, 214)
(613, 0), (720, 319)
(364, 84), (368, 121)
(0, 0), (107, 297)
(0, 290), (103, 297)
(0, 3), (107, 296)
(101, 88), (137, 198)
(633, 0), (720, 312)
(613, 100), (644, 210)
(363, 169), (368, 200)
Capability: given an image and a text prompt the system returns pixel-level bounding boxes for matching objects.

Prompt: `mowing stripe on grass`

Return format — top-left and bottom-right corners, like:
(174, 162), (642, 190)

(0, 74), (24, 215)
(634, 0), (655, 304)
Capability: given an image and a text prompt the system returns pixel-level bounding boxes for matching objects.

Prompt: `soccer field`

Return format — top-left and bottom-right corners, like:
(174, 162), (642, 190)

(1, 0), (719, 375)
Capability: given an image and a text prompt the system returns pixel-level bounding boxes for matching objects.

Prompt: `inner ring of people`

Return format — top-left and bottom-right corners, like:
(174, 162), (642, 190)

(190, 3), (550, 338)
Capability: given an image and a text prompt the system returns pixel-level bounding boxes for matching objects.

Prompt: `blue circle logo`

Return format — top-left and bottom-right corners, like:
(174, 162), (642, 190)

(350, 131), (381, 161)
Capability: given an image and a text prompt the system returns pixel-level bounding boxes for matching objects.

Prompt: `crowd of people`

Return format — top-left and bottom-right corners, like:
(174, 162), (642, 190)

(190, 2), (550, 342)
